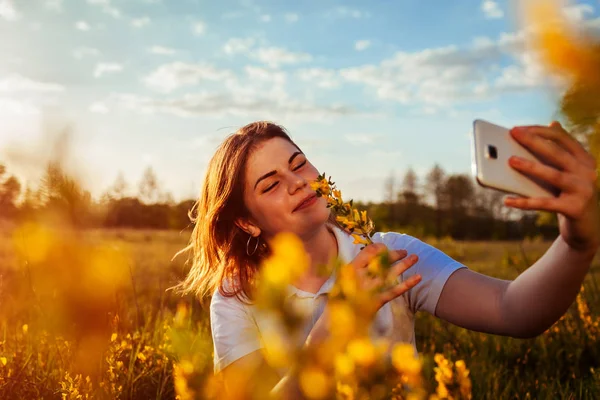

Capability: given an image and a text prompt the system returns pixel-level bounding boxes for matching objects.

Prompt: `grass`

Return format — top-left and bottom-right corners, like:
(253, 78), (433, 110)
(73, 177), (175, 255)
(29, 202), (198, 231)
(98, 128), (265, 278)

(0, 226), (599, 399)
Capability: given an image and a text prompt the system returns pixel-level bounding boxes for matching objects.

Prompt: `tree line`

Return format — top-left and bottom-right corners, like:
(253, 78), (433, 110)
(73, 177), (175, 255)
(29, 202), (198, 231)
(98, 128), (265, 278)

(0, 161), (560, 240)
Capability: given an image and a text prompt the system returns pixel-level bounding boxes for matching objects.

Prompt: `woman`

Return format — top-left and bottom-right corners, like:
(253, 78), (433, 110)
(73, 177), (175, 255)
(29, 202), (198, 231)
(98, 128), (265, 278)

(176, 120), (599, 396)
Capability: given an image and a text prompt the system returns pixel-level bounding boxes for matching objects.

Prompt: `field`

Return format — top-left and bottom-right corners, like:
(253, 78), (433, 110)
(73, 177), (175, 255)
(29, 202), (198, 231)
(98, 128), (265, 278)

(0, 225), (599, 399)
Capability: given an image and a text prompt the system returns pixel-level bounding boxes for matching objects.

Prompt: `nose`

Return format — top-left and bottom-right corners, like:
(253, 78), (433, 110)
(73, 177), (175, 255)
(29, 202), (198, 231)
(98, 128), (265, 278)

(288, 171), (307, 194)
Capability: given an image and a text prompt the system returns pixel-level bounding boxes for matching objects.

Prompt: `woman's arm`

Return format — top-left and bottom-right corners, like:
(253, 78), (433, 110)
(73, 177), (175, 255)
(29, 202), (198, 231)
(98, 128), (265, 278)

(435, 237), (596, 338)
(436, 122), (600, 338)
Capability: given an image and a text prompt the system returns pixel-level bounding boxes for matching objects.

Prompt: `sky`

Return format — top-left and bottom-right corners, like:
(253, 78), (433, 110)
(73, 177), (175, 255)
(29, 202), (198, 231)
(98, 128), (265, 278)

(1, 0), (599, 203)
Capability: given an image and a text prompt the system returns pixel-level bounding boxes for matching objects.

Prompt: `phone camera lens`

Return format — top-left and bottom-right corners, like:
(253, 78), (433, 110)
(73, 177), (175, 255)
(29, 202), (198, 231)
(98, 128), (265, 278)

(487, 145), (498, 160)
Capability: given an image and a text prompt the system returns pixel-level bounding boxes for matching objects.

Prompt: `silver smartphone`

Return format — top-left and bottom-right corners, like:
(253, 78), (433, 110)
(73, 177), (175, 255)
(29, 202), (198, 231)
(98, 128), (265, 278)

(471, 119), (560, 198)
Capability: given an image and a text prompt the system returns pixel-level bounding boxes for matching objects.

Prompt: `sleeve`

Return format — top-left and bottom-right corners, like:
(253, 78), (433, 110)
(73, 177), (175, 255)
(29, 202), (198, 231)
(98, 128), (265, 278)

(210, 290), (263, 374)
(373, 232), (467, 315)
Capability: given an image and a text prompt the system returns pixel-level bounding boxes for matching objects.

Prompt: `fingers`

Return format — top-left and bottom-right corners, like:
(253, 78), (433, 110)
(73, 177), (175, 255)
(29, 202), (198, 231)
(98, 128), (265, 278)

(387, 254), (419, 281)
(378, 274), (422, 305)
(513, 123), (589, 162)
(351, 243), (406, 270)
(508, 155), (576, 192)
(510, 127), (577, 173)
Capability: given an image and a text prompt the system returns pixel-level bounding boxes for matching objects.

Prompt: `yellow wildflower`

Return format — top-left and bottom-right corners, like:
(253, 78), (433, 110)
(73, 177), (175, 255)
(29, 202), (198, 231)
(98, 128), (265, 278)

(347, 337), (376, 367)
(22, 324), (28, 334)
(110, 333), (117, 342)
(335, 353), (355, 377)
(0, 357), (6, 366)
(299, 366), (331, 399)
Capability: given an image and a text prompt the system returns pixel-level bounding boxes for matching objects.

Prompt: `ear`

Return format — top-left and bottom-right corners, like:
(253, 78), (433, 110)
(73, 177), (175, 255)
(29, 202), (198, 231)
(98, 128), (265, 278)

(235, 218), (261, 237)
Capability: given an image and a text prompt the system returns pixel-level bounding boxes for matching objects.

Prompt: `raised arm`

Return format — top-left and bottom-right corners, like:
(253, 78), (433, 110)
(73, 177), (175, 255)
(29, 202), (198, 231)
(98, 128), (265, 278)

(436, 122), (600, 338)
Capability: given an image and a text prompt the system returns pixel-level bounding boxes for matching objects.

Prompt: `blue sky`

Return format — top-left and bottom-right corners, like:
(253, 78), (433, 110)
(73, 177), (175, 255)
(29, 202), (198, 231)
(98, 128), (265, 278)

(1, 0), (599, 203)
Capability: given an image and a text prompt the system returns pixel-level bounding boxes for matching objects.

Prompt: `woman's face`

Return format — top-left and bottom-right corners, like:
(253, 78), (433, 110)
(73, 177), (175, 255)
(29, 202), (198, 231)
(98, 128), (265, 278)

(240, 137), (330, 239)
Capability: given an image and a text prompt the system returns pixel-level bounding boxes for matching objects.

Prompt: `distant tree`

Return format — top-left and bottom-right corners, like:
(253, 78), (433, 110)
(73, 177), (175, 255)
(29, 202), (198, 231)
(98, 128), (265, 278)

(400, 167), (419, 205)
(0, 164), (21, 218)
(383, 170), (396, 226)
(425, 164), (446, 237)
(138, 166), (159, 204)
(110, 171), (128, 200)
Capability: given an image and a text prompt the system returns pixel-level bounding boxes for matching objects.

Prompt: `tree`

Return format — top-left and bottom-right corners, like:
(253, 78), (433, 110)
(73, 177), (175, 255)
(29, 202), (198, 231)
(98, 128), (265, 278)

(0, 164), (21, 218)
(110, 171), (128, 200)
(383, 171), (397, 226)
(425, 164), (446, 237)
(138, 166), (159, 204)
(400, 167), (419, 205)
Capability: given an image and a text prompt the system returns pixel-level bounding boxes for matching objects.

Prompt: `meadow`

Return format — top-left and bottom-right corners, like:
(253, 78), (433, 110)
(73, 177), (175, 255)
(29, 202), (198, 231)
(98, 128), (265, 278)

(0, 224), (599, 399)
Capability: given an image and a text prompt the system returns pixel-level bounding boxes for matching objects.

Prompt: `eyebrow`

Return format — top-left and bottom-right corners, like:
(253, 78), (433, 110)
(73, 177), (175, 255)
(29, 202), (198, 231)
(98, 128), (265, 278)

(254, 151), (304, 191)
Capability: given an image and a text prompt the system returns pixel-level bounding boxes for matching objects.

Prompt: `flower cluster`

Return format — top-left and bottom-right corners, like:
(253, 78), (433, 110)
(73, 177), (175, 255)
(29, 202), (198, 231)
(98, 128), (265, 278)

(310, 173), (375, 247)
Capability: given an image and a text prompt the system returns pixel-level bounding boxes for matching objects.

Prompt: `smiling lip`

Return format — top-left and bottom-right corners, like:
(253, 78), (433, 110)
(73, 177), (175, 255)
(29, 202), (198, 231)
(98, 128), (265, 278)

(293, 194), (317, 212)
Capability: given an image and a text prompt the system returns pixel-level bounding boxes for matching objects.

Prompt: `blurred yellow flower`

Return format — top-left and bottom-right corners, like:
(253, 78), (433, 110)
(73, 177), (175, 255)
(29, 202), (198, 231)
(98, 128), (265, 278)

(522, 0), (599, 81)
(110, 333), (117, 342)
(347, 338), (376, 367)
(299, 366), (331, 399)
(0, 357), (6, 366)
(22, 324), (28, 335)
(335, 353), (355, 377)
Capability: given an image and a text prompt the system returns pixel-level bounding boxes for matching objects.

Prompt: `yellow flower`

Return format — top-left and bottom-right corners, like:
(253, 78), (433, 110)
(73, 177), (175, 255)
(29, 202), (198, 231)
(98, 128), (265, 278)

(522, 0), (598, 80)
(335, 353), (355, 377)
(299, 366), (331, 399)
(329, 301), (356, 338)
(110, 333), (117, 342)
(137, 352), (147, 362)
(347, 338), (376, 367)
(22, 325), (28, 334)
(333, 189), (342, 200)
(0, 357), (6, 366)
(351, 234), (369, 246)
(392, 344), (421, 375)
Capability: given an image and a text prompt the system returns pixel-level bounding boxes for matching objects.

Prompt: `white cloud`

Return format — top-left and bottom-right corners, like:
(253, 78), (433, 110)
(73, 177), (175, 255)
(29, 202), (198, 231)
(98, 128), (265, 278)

(87, 0), (121, 18)
(148, 46), (178, 55)
(75, 21), (91, 31)
(223, 37), (256, 55)
(0, 74), (65, 93)
(329, 6), (368, 19)
(260, 14), (271, 22)
(0, 98), (40, 115)
(143, 62), (234, 92)
(0, 0), (19, 21)
(45, 0), (63, 12)
(481, 0), (503, 19)
(131, 16), (151, 28)
(89, 101), (109, 114)
(244, 66), (286, 85)
(297, 68), (340, 89)
(563, 4), (594, 22)
(94, 63), (123, 78)
(284, 13), (299, 23)
(355, 40), (371, 51)
(112, 92), (360, 121)
(73, 47), (101, 59)
(191, 21), (205, 35)
(253, 47), (312, 68)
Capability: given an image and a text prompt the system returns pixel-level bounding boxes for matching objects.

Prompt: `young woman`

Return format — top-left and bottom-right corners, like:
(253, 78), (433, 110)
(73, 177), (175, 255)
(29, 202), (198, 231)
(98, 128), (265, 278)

(176, 121), (599, 396)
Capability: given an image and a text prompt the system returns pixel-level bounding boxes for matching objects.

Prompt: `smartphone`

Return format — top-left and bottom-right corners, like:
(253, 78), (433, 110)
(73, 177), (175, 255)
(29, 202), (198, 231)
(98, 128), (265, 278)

(471, 119), (560, 198)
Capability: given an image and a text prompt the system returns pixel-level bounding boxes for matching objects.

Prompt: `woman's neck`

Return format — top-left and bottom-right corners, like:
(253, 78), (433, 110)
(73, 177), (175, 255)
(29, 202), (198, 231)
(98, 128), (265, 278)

(299, 224), (339, 279)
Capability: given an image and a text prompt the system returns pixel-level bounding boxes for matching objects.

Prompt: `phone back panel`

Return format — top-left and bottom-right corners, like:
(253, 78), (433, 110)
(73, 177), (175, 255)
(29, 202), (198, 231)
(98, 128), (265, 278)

(471, 119), (558, 198)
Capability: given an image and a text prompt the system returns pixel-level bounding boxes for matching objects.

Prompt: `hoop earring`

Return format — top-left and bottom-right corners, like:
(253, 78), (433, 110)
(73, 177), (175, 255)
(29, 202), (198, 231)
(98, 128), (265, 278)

(246, 235), (260, 256)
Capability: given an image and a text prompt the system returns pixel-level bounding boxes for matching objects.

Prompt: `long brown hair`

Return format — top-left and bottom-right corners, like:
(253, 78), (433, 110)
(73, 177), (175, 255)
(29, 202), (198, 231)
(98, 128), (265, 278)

(175, 121), (325, 303)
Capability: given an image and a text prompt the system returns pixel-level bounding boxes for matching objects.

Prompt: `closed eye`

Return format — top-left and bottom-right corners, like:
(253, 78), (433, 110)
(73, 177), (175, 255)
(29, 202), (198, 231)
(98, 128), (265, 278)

(293, 160), (306, 170)
(263, 182), (278, 193)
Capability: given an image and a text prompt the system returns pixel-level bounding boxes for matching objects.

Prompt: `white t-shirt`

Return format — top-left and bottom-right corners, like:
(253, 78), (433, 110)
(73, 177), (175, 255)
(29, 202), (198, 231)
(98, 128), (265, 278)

(210, 226), (467, 374)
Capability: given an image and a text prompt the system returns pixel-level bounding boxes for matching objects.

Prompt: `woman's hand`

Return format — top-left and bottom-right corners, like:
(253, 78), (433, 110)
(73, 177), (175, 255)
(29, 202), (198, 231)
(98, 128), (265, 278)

(348, 243), (422, 310)
(505, 121), (600, 254)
